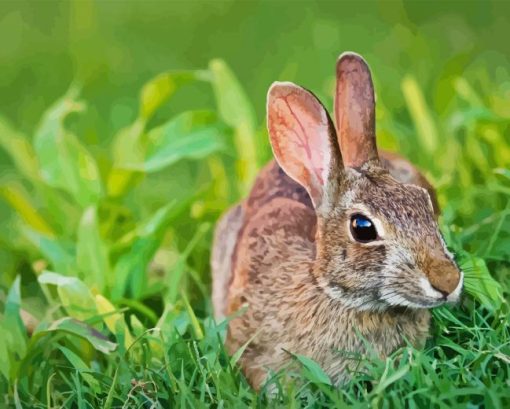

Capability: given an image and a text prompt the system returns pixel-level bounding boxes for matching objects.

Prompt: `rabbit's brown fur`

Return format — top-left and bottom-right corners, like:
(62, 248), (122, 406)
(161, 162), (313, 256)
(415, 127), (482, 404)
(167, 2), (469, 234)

(211, 53), (462, 389)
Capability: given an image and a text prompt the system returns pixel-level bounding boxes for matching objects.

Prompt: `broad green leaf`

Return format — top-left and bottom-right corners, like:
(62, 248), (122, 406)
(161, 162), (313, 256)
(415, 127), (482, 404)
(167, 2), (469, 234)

(293, 353), (332, 386)
(34, 88), (102, 206)
(77, 206), (110, 290)
(108, 71), (207, 197)
(0, 182), (55, 236)
(108, 119), (145, 197)
(95, 294), (134, 349)
(111, 202), (177, 300)
(0, 116), (40, 181)
(94, 294), (120, 334)
(110, 119), (146, 170)
(39, 317), (116, 354)
(208, 60), (256, 135)
(140, 70), (209, 120)
(35, 183), (81, 235)
(24, 230), (77, 276)
(401, 75), (438, 154)
(209, 59), (259, 193)
(461, 255), (504, 310)
(140, 111), (226, 172)
(38, 271), (97, 320)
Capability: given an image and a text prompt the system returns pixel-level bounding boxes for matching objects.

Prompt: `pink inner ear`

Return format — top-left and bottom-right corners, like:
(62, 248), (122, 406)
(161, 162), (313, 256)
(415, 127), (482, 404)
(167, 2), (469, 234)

(268, 85), (332, 200)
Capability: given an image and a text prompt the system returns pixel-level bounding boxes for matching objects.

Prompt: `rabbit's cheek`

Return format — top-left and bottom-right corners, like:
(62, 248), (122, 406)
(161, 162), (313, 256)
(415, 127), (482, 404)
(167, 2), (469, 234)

(346, 244), (387, 278)
(318, 242), (386, 293)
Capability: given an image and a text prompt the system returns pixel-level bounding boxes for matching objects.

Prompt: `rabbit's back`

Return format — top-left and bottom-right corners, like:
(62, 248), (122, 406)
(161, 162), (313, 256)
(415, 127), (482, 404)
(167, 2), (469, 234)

(211, 160), (316, 319)
(244, 160), (313, 218)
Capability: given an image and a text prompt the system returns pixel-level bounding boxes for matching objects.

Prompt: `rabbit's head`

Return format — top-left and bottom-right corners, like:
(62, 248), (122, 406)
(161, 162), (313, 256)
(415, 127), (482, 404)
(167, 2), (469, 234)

(267, 52), (462, 311)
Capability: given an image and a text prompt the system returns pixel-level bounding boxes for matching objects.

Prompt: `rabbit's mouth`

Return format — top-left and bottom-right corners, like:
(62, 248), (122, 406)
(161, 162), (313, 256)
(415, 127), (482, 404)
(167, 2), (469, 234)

(380, 271), (464, 309)
(417, 272), (464, 306)
(318, 269), (463, 311)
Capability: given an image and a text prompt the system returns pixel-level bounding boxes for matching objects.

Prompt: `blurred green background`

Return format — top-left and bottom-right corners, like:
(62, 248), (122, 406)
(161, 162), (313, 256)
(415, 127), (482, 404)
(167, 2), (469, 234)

(3, 0), (510, 136)
(0, 0), (509, 406)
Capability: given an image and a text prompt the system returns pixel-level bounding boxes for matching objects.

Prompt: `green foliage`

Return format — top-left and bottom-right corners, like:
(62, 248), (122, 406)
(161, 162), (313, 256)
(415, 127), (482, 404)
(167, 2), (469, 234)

(0, 60), (251, 404)
(0, 1), (509, 407)
(34, 88), (102, 208)
(141, 111), (228, 174)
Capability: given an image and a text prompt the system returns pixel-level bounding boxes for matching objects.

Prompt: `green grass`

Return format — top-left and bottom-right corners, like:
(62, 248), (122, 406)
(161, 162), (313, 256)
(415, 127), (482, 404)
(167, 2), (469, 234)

(1, 2), (510, 407)
(0, 56), (509, 409)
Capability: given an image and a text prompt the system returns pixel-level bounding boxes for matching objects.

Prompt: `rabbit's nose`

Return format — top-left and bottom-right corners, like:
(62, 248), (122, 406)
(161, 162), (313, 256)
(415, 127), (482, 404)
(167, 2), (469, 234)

(427, 260), (461, 296)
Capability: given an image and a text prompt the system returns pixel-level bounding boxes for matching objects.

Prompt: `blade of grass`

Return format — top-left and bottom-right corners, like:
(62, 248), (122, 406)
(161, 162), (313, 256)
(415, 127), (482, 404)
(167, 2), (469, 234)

(401, 75), (439, 154)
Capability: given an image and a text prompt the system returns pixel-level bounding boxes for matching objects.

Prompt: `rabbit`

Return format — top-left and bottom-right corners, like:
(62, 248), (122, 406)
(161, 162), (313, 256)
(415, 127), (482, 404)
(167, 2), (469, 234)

(211, 52), (463, 389)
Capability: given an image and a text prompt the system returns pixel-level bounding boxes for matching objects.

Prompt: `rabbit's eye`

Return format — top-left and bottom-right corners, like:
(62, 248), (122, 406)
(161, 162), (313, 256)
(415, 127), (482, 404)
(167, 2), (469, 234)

(350, 214), (378, 243)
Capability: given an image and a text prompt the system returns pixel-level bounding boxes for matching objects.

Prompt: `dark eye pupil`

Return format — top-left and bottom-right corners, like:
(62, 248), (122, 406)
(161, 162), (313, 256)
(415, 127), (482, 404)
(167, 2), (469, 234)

(350, 214), (378, 242)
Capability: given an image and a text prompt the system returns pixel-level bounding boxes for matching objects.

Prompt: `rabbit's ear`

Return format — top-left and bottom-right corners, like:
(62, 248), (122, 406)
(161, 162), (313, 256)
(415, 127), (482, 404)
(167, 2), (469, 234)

(267, 82), (342, 209)
(335, 52), (379, 168)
